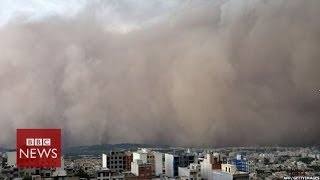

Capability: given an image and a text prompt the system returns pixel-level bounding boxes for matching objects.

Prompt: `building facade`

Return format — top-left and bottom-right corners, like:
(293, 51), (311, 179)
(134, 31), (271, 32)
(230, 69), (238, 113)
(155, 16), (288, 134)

(178, 163), (201, 180)
(165, 152), (195, 177)
(200, 153), (227, 180)
(96, 168), (124, 180)
(131, 159), (152, 179)
(102, 151), (131, 172)
(212, 164), (249, 180)
(133, 149), (156, 176)
(154, 152), (165, 176)
(228, 155), (249, 172)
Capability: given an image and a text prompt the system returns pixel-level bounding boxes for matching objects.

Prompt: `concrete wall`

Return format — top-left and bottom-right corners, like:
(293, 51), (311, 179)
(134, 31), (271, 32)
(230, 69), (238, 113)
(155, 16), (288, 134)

(102, 153), (107, 168)
(221, 164), (237, 174)
(200, 154), (212, 180)
(133, 152), (147, 164)
(154, 152), (163, 176)
(165, 154), (174, 177)
(212, 170), (233, 180)
(178, 167), (189, 177)
(7, 151), (16, 166)
(131, 161), (140, 176)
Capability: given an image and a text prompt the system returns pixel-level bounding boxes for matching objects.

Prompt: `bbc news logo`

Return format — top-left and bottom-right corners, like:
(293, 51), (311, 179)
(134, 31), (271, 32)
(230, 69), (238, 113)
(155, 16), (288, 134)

(17, 129), (61, 168)
(26, 138), (51, 146)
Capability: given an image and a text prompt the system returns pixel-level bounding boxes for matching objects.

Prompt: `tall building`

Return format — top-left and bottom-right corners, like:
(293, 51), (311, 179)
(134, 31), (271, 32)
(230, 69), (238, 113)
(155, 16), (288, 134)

(124, 152), (133, 171)
(154, 152), (165, 176)
(102, 151), (131, 172)
(165, 152), (195, 177)
(200, 152), (227, 180)
(147, 152), (155, 176)
(228, 155), (249, 172)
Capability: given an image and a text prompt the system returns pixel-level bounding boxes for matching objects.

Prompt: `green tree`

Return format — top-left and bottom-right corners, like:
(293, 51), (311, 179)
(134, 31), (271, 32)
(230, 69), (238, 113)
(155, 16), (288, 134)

(299, 157), (314, 164)
(74, 168), (90, 179)
(23, 175), (32, 180)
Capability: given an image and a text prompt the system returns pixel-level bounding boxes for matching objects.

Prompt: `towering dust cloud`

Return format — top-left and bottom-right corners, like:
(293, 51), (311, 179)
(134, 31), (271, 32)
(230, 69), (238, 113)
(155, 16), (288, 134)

(0, 0), (319, 147)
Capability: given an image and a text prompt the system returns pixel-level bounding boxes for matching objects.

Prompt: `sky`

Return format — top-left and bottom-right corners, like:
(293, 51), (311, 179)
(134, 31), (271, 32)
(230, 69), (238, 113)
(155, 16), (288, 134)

(0, 0), (184, 32)
(0, 0), (319, 148)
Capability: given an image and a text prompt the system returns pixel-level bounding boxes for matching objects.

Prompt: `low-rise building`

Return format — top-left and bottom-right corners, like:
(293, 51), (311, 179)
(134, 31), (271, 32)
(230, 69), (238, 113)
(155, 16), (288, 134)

(96, 168), (124, 180)
(178, 163), (201, 180)
(131, 159), (152, 179)
(228, 155), (249, 172)
(212, 164), (249, 180)
(165, 151), (195, 177)
(212, 170), (249, 180)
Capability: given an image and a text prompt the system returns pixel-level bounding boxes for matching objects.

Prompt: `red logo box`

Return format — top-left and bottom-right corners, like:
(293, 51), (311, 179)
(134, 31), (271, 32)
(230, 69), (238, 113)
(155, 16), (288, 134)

(17, 129), (61, 168)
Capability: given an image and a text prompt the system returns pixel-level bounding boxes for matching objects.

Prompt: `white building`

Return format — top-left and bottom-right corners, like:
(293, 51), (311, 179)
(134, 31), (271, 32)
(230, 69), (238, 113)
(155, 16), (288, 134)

(221, 164), (237, 174)
(133, 152), (147, 164)
(200, 153), (227, 180)
(212, 170), (233, 180)
(165, 152), (195, 177)
(102, 153), (107, 168)
(165, 154), (175, 177)
(51, 169), (67, 180)
(154, 152), (164, 176)
(178, 163), (201, 180)
(131, 159), (143, 176)
(212, 164), (249, 180)
(132, 149), (156, 176)
(52, 156), (67, 180)
(6, 151), (16, 167)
